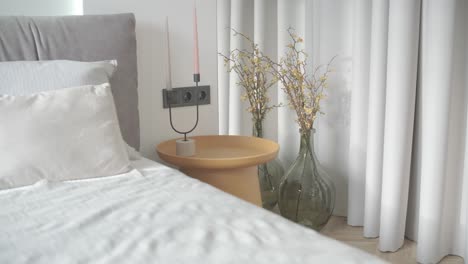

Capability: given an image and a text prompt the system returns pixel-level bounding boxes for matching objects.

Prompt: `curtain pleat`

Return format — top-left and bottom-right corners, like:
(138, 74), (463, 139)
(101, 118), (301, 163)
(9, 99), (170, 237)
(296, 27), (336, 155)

(379, 0), (421, 251)
(303, 0), (320, 152)
(254, 0), (278, 141)
(312, 1), (353, 216)
(304, 0), (320, 71)
(228, 0), (247, 135)
(363, 0), (388, 238)
(217, 0), (231, 135)
(462, 5), (468, 257)
(417, 0), (462, 262)
(254, 0), (266, 51)
(347, 0), (371, 226)
(277, 0), (304, 166)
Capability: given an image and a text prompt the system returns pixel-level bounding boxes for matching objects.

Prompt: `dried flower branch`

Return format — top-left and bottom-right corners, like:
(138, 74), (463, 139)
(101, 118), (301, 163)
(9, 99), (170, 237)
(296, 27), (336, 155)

(219, 29), (280, 125)
(267, 28), (336, 135)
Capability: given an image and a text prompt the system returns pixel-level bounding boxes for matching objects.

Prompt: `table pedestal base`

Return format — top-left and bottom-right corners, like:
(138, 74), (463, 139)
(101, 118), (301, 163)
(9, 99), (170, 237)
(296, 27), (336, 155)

(180, 166), (262, 206)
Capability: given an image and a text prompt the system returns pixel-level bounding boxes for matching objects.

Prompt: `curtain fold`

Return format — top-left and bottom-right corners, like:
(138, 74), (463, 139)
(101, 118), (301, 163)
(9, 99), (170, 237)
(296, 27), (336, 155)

(217, 0), (230, 135)
(363, 0), (388, 238)
(379, 0), (421, 251)
(417, 0), (457, 261)
(277, 0), (303, 166)
(347, 0), (371, 226)
(217, 0), (467, 262)
(228, 0), (248, 135)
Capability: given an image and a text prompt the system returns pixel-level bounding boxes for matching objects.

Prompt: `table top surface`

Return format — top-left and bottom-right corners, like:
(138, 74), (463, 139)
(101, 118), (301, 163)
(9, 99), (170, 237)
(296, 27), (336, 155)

(156, 135), (279, 169)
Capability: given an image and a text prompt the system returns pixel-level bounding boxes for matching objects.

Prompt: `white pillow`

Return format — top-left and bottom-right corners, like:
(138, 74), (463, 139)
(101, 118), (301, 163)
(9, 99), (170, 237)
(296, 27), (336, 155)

(0, 83), (131, 190)
(0, 60), (117, 95)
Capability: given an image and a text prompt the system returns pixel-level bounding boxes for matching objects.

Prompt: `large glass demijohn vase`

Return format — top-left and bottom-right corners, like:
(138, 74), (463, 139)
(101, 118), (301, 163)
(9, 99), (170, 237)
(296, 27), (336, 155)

(253, 120), (285, 210)
(278, 129), (335, 230)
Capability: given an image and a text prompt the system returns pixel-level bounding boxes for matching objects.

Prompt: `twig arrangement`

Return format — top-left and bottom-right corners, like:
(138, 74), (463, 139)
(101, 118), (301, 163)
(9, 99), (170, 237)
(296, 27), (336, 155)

(219, 29), (280, 127)
(268, 28), (336, 135)
(220, 28), (336, 136)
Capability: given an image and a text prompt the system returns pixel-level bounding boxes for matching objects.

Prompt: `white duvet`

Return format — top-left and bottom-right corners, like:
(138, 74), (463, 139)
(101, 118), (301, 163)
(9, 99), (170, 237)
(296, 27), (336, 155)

(0, 158), (385, 264)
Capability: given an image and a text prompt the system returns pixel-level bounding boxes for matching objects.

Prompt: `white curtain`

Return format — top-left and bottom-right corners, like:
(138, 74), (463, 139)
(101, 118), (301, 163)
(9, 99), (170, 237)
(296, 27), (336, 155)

(217, 0), (468, 263)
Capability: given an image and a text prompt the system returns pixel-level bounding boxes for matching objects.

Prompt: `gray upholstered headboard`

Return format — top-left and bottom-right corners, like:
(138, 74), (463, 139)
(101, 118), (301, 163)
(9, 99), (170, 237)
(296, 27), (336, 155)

(0, 13), (140, 150)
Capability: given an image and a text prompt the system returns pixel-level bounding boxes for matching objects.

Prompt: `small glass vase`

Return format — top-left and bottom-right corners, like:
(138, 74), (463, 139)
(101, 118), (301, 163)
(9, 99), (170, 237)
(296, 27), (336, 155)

(278, 129), (335, 231)
(253, 120), (285, 210)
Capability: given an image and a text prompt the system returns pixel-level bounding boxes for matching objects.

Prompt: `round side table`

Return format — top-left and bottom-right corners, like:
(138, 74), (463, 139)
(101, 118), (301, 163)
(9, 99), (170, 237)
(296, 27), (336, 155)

(156, 135), (279, 206)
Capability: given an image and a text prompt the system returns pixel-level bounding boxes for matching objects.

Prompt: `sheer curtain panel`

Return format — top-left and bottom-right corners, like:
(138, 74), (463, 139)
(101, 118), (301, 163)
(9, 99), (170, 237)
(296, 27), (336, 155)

(217, 0), (468, 263)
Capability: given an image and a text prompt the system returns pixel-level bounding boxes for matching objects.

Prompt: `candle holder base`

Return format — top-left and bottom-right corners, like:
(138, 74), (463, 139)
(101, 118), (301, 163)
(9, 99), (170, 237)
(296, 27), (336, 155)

(176, 138), (196, 156)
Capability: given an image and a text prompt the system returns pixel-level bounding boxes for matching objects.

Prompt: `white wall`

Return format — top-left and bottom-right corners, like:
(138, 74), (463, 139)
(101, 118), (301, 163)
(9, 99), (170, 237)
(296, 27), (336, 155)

(0, 0), (82, 15)
(84, 0), (219, 160)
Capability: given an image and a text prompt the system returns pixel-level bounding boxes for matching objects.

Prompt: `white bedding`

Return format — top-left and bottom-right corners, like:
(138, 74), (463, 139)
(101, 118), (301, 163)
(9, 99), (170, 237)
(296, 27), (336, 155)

(0, 158), (385, 264)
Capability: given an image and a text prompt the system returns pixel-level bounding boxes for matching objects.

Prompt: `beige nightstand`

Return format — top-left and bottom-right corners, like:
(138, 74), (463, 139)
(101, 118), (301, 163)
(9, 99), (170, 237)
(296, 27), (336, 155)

(156, 135), (279, 206)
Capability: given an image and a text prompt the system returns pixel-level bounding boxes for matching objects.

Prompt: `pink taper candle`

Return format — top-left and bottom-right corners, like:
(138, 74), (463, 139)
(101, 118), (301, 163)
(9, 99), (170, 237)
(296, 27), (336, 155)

(165, 17), (173, 90)
(193, 1), (200, 74)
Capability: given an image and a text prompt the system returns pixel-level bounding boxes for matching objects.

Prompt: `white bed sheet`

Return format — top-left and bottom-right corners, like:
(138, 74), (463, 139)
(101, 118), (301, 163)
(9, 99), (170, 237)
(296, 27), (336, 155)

(0, 157), (386, 264)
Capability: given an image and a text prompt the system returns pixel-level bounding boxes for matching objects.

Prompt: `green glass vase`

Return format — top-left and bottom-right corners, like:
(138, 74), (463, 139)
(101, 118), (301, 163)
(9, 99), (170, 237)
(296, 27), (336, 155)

(278, 130), (335, 231)
(253, 120), (285, 210)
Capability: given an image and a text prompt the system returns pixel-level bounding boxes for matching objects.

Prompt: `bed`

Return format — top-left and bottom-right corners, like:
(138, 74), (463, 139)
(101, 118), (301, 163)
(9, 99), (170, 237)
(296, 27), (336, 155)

(0, 14), (385, 263)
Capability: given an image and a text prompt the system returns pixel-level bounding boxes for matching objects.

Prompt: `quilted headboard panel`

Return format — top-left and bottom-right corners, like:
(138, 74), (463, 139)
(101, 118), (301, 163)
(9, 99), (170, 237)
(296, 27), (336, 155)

(0, 13), (140, 150)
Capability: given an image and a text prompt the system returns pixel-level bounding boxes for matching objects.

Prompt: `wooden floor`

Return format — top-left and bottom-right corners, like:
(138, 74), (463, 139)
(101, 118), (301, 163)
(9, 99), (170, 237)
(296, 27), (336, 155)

(321, 216), (465, 264)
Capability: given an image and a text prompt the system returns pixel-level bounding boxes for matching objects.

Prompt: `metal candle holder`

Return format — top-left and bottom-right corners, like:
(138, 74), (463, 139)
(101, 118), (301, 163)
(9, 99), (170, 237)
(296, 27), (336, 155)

(168, 73), (200, 141)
